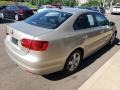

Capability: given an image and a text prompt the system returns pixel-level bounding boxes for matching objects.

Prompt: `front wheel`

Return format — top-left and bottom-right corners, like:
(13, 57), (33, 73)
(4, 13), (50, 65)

(63, 50), (82, 75)
(109, 33), (116, 46)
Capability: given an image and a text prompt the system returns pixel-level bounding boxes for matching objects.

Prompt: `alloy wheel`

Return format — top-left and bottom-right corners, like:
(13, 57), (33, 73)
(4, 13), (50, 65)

(67, 52), (80, 72)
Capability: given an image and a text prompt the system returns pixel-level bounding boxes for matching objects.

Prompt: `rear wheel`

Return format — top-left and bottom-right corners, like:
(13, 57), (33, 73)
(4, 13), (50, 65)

(63, 50), (82, 75)
(15, 14), (19, 21)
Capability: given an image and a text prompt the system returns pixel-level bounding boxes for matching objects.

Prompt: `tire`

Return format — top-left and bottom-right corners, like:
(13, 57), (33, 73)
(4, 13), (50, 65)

(109, 33), (116, 46)
(63, 50), (82, 75)
(15, 14), (19, 21)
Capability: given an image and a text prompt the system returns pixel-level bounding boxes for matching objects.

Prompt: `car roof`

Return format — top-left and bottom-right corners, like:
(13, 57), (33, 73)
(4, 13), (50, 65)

(47, 8), (95, 14)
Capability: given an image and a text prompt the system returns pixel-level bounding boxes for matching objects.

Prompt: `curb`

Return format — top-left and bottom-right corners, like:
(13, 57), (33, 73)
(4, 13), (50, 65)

(78, 49), (120, 90)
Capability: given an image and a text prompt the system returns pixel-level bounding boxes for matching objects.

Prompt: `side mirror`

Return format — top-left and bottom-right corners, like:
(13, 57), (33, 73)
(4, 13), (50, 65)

(109, 21), (115, 26)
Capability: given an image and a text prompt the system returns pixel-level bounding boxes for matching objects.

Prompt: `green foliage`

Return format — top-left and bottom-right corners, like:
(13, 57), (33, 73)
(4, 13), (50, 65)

(0, 1), (36, 8)
(28, 0), (77, 6)
(81, 0), (100, 7)
(60, 0), (77, 6)
(0, 0), (78, 7)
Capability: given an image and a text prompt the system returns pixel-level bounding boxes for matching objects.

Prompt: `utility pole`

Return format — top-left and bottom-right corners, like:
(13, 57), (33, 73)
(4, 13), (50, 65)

(102, 0), (105, 7)
(111, 0), (114, 7)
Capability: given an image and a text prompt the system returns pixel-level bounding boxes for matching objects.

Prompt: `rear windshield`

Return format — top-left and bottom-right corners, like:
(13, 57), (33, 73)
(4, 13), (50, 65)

(18, 6), (30, 10)
(25, 10), (72, 29)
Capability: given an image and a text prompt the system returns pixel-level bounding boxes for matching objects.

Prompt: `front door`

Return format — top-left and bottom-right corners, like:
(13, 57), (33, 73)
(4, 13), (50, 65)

(73, 13), (103, 55)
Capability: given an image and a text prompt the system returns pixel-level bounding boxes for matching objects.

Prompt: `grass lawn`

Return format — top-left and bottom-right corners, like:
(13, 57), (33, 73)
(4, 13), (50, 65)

(0, 1), (36, 8)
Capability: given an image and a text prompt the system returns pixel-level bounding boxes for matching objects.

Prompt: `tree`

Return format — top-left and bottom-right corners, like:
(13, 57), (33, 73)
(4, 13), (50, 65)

(27, 0), (77, 6)
(81, 0), (100, 7)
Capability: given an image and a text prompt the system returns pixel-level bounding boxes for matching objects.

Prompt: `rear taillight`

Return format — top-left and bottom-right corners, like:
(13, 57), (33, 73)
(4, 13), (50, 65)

(19, 10), (24, 15)
(20, 39), (48, 51)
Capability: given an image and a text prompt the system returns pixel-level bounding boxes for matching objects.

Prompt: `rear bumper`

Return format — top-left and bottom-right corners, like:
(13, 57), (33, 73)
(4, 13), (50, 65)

(5, 38), (65, 75)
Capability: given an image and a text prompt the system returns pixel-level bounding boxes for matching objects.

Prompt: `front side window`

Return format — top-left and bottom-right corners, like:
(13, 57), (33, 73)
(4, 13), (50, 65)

(25, 10), (72, 29)
(95, 14), (109, 26)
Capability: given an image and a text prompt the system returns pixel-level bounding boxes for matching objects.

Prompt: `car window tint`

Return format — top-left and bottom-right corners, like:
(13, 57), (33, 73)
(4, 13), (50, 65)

(95, 14), (109, 26)
(25, 10), (72, 29)
(74, 14), (91, 30)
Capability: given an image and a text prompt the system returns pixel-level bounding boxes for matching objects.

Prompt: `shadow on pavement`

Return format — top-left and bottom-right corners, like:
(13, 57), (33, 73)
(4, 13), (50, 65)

(43, 38), (120, 81)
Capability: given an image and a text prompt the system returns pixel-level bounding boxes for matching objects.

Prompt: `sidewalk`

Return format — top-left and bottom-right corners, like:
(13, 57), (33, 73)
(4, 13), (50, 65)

(78, 49), (120, 90)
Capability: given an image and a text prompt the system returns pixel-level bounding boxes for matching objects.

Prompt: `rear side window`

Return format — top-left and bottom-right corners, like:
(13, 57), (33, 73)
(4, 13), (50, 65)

(95, 13), (109, 26)
(73, 13), (95, 30)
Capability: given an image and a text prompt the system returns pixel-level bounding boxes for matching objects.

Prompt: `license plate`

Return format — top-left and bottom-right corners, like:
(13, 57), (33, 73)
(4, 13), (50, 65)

(12, 37), (18, 45)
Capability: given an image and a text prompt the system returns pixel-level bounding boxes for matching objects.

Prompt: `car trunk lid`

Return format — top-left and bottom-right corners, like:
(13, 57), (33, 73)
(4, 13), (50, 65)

(7, 21), (53, 55)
